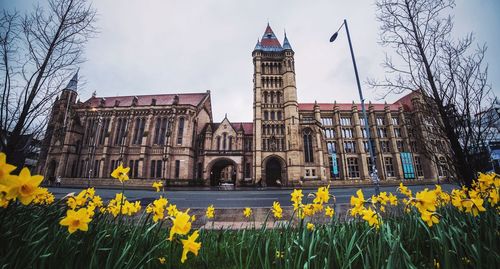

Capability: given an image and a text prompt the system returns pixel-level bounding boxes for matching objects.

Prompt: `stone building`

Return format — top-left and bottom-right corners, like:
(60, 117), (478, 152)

(38, 24), (447, 187)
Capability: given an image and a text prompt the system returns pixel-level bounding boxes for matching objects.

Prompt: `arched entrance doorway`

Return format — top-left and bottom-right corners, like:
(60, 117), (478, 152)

(209, 158), (237, 186)
(264, 156), (284, 186)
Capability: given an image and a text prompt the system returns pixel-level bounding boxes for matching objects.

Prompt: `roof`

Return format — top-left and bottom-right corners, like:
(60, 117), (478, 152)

(208, 122), (253, 135)
(394, 91), (420, 111)
(298, 103), (401, 112)
(83, 92), (209, 108)
(258, 24), (283, 52)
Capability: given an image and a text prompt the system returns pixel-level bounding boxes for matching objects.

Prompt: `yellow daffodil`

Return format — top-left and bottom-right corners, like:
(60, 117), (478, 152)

(361, 208), (380, 229)
(181, 230), (202, 263)
(167, 204), (179, 217)
(152, 181), (163, 192)
(59, 208), (92, 234)
(158, 257), (166, 264)
(398, 182), (412, 197)
(0, 152), (16, 182)
(350, 189), (365, 208)
(205, 205), (215, 219)
(4, 167), (44, 205)
(243, 207), (252, 218)
(421, 210), (439, 227)
(388, 193), (398, 206)
(110, 163), (130, 183)
(414, 189), (437, 214)
(325, 206), (335, 218)
(306, 222), (315, 231)
(169, 210), (192, 241)
(462, 197), (486, 217)
(313, 185), (330, 204)
(272, 201), (283, 219)
(290, 189), (303, 205)
(275, 250), (284, 259)
(32, 187), (55, 205)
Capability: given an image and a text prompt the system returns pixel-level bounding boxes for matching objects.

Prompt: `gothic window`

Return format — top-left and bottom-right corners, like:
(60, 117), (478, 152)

(277, 111), (282, 120)
(264, 92), (268, 103)
(327, 141), (336, 154)
(217, 136), (221, 151)
(303, 128), (314, 163)
(151, 160), (156, 178)
(177, 118), (184, 144)
(270, 92), (274, 103)
(378, 128), (387, 138)
(114, 118), (123, 145)
(380, 141), (390, 153)
(271, 111), (275, 120)
(264, 111), (269, 120)
(392, 117), (399, 125)
(228, 136), (233, 150)
(133, 118), (145, 145)
(276, 92), (281, 103)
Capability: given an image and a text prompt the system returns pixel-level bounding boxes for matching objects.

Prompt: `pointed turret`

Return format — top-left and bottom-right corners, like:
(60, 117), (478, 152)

(65, 71), (78, 91)
(254, 39), (262, 51)
(260, 24), (282, 52)
(283, 31), (292, 50)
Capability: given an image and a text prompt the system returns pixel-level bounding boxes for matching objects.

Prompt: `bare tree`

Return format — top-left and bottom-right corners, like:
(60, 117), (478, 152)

(370, 0), (496, 186)
(0, 0), (96, 168)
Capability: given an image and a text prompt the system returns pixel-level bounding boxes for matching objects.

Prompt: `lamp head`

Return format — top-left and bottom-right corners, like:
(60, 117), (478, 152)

(329, 32), (339, 43)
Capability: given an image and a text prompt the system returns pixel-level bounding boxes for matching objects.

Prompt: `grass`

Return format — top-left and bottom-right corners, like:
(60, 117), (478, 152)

(0, 200), (498, 269)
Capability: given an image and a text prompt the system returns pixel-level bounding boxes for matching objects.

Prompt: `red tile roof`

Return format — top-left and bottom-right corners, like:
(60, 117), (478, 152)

(298, 103), (401, 112)
(232, 122), (253, 134)
(260, 25), (282, 48)
(83, 92), (209, 108)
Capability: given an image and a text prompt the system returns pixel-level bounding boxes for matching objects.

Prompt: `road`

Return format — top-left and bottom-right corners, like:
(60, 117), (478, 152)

(48, 184), (457, 209)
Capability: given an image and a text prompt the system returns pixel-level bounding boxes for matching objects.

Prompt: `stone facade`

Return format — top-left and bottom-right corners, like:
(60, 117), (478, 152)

(38, 24), (447, 187)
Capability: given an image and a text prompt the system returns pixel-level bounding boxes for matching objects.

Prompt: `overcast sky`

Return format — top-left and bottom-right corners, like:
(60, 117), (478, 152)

(3, 0), (499, 122)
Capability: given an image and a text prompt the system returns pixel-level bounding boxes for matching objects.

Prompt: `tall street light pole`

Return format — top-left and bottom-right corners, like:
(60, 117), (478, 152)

(330, 19), (380, 195)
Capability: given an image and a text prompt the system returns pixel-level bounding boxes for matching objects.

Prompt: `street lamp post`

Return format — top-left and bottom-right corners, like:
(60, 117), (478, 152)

(330, 19), (380, 195)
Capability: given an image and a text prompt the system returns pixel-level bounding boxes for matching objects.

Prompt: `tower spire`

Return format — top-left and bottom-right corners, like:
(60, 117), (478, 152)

(283, 30), (292, 50)
(65, 69), (79, 91)
(260, 23), (282, 51)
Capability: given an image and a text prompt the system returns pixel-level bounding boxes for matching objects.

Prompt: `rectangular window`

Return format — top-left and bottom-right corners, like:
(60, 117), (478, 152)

(156, 161), (162, 179)
(134, 160), (139, 178)
(378, 128), (387, 138)
(342, 128), (353, 138)
(414, 156), (424, 177)
(385, 157), (394, 177)
(151, 160), (156, 178)
(340, 117), (352, 126)
(400, 152), (415, 179)
(361, 128), (367, 138)
(245, 162), (251, 178)
(380, 141), (390, 153)
(175, 160), (180, 179)
(377, 117), (385, 126)
(392, 117), (399, 126)
(129, 160), (134, 178)
(264, 111), (269, 120)
(394, 128), (401, 138)
(154, 118), (161, 144)
(347, 157), (360, 178)
(271, 111), (275, 120)
(327, 141), (336, 154)
(277, 111), (282, 120)
(396, 140), (404, 152)
(177, 118), (184, 144)
(367, 157), (374, 174)
(344, 141), (356, 153)
(363, 141), (369, 152)
(321, 117), (333, 126)
(325, 128), (335, 138)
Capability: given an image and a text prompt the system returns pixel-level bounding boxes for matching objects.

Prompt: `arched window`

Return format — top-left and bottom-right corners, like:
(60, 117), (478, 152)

(303, 128), (314, 163)
(264, 92), (268, 103)
(228, 136), (233, 150)
(216, 136), (221, 151)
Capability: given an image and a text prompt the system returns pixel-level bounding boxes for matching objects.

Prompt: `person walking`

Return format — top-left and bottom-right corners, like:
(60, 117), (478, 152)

(56, 176), (62, 187)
